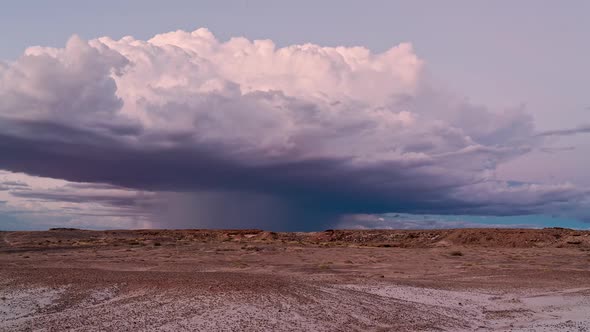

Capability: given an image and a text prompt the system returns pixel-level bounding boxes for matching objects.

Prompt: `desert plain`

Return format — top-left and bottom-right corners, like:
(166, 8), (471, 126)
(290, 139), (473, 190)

(1, 228), (590, 331)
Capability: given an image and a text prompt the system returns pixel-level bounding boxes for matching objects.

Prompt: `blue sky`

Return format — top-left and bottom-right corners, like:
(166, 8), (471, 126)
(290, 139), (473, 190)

(0, 1), (588, 230)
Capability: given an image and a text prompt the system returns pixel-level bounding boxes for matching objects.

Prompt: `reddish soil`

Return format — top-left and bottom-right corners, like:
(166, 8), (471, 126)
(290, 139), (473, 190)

(1, 228), (590, 331)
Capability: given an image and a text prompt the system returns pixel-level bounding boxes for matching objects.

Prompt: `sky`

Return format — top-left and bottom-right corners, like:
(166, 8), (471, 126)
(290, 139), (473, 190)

(0, 1), (589, 230)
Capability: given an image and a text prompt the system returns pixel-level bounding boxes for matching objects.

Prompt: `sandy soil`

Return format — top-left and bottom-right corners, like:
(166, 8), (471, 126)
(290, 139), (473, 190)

(1, 228), (589, 331)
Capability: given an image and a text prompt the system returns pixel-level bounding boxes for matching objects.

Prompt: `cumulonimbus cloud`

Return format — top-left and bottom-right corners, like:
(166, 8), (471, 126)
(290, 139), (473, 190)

(0, 28), (588, 229)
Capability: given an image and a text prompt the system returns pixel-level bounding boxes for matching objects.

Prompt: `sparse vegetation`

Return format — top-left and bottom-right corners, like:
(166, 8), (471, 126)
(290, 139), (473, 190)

(241, 245), (262, 251)
(231, 261), (249, 268)
(450, 250), (464, 257)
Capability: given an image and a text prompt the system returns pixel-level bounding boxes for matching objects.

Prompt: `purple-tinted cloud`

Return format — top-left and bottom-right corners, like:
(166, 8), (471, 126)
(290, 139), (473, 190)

(0, 29), (588, 229)
(536, 124), (590, 137)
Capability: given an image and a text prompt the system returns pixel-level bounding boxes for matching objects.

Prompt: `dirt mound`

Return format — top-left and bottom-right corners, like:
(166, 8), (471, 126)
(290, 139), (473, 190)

(293, 228), (589, 248)
(2, 228), (589, 250)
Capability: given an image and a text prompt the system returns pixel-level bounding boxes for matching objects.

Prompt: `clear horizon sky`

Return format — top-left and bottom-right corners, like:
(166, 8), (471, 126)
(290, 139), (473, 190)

(0, 1), (589, 230)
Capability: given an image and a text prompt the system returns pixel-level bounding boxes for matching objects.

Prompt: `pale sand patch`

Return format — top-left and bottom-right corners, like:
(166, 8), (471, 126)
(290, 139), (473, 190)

(337, 284), (590, 331)
(1, 283), (588, 331)
(0, 286), (66, 329)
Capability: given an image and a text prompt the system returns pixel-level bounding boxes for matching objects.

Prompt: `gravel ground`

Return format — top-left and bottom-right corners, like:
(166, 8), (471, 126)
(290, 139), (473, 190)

(1, 229), (589, 331)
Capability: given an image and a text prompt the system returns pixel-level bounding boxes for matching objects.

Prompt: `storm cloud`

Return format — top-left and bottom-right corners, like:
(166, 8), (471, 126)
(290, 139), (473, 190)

(0, 28), (588, 229)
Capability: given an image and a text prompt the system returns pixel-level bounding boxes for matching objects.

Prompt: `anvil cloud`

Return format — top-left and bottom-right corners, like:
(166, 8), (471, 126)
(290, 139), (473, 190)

(0, 28), (588, 229)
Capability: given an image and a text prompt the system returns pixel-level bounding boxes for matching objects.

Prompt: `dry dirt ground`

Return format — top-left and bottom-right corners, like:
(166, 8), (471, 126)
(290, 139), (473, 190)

(1, 228), (590, 331)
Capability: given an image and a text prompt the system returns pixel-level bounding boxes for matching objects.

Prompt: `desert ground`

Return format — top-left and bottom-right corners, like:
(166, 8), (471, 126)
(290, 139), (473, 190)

(1, 228), (589, 331)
